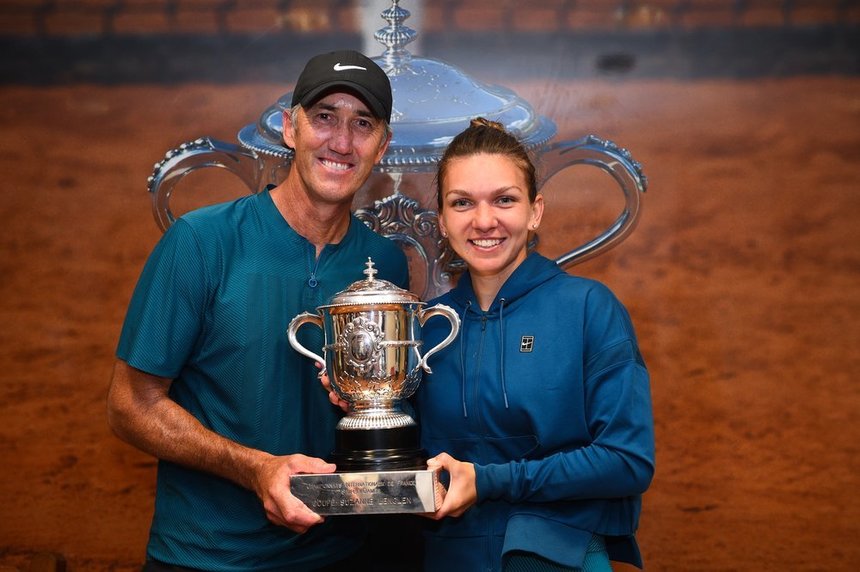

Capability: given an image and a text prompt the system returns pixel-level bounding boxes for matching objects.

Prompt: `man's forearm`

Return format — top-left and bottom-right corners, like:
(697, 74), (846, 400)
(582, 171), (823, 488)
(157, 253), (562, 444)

(107, 361), (270, 492)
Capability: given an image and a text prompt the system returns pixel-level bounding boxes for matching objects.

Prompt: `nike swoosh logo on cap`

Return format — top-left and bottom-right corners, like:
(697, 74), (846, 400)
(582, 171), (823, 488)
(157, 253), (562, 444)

(333, 63), (367, 72)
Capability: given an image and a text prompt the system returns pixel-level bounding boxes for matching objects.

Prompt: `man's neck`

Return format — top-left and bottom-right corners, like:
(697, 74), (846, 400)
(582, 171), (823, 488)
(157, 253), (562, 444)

(269, 181), (352, 256)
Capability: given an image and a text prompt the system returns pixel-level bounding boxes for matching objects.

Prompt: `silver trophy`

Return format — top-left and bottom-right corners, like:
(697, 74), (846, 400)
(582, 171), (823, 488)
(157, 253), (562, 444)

(288, 258), (459, 514)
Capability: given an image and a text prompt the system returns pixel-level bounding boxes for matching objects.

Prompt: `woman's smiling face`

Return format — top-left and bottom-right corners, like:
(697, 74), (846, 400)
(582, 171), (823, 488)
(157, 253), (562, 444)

(439, 152), (543, 283)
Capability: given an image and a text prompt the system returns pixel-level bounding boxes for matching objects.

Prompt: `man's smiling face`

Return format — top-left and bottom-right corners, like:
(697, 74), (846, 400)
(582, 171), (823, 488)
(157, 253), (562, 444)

(284, 91), (390, 206)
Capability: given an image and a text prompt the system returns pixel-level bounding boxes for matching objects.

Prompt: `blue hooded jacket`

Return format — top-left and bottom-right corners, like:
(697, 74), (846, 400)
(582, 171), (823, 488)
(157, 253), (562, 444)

(416, 252), (655, 571)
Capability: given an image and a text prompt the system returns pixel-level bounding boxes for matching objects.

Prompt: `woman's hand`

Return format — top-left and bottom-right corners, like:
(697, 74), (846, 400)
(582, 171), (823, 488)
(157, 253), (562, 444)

(426, 452), (477, 519)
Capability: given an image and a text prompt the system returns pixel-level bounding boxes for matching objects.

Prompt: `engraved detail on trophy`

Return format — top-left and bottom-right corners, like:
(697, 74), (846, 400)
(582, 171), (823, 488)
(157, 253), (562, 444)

(290, 469), (443, 515)
(355, 192), (464, 300)
(339, 316), (385, 376)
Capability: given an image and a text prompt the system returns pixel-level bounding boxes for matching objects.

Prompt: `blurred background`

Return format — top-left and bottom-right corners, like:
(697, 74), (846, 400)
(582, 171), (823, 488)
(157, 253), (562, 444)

(0, 1), (858, 570)
(2, 0), (858, 82)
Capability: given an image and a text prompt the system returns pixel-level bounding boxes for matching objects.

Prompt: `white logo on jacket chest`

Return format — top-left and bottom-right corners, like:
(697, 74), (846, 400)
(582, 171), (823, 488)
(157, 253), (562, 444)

(520, 336), (534, 352)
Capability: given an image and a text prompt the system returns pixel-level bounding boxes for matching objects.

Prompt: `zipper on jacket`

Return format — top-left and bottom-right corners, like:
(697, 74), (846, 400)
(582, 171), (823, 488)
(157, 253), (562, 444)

(470, 312), (490, 433)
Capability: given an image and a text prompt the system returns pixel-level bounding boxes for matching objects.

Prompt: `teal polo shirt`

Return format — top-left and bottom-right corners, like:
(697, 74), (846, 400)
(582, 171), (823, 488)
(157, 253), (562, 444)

(117, 189), (408, 571)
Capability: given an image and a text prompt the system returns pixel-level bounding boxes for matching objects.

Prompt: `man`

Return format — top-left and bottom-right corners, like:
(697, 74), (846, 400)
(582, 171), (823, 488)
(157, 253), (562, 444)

(107, 50), (409, 571)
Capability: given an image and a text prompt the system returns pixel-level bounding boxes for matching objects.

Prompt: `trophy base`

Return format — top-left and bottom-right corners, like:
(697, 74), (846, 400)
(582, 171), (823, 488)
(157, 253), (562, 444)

(332, 425), (426, 472)
(290, 468), (441, 515)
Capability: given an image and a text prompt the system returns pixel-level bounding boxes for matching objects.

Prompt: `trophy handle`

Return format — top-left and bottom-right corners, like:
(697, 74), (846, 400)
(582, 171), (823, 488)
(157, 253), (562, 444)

(287, 312), (327, 374)
(147, 137), (264, 231)
(540, 135), (648, 267)
(416, 304), (460, 374)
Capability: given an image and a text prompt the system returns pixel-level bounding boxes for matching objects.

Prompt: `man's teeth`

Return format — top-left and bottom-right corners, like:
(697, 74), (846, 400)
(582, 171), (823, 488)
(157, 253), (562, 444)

(472, 238), (502, 248)
(321, 159), (349, 171)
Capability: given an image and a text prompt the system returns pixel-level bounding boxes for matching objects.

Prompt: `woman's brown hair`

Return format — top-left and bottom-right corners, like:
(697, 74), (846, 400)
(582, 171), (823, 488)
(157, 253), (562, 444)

(435, 117), (538, 210)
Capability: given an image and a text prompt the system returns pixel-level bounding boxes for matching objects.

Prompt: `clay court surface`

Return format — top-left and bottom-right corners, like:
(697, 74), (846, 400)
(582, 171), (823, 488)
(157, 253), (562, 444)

(0, 73), (857, 570)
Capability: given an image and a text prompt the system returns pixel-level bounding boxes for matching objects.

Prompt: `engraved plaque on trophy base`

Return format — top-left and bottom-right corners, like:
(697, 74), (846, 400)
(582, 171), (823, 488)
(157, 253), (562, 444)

(290, 468), (441, 515)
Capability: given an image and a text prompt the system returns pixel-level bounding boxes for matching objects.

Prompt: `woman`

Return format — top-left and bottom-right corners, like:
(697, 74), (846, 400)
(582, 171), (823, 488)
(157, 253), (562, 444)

(416, 117), (655, 571)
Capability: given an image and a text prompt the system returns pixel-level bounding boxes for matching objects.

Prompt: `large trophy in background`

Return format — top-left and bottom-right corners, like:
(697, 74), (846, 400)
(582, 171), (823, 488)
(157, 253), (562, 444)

(288, 258), (459, 514)
(147, 0), (648, 301)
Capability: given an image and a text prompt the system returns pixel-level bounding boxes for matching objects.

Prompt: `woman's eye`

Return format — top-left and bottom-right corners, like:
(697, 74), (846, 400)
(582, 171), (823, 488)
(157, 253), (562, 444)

(450, 198), (471, 208)
(496, 195), (516, 205)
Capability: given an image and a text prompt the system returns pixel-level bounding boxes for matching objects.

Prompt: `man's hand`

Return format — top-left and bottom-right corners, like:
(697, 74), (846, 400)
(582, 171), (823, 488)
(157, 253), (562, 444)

(425, 452), (477, 519)
(253, 453), (336, 534)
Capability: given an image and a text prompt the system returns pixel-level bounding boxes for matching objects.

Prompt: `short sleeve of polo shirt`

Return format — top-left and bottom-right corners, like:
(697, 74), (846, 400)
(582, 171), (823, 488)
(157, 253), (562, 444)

(117, 219), (208, 378)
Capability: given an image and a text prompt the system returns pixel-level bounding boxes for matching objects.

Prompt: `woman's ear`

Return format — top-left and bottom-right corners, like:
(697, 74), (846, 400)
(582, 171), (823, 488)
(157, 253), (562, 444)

(530, 193), (545, 229)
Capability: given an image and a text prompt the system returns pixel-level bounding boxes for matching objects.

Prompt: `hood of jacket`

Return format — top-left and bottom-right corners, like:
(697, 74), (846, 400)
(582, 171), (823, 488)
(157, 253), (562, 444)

(445, 251), (564, 316)
(428, 252), (565, 418)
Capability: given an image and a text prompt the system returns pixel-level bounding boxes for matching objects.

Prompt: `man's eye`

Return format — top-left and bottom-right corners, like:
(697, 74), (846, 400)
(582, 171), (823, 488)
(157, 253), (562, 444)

(354, 118), (376, 132)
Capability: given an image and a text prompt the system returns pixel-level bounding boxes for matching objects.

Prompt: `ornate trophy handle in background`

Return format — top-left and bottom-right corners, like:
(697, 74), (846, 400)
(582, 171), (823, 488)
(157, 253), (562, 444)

(541, 135), (648, 267)
(416, 303), (460, 374)
(147, 137), (263, 231)
(354, 192), (460, 301)
(287, 312), (327, 375)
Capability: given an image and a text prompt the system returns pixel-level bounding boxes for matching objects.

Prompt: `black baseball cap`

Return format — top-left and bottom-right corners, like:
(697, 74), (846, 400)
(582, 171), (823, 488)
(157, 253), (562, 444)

(291, 50), (392, 123)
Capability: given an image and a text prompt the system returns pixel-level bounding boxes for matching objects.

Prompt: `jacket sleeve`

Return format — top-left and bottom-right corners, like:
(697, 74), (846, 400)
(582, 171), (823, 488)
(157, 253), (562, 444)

(475, 286), (655, 503)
